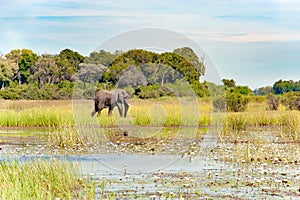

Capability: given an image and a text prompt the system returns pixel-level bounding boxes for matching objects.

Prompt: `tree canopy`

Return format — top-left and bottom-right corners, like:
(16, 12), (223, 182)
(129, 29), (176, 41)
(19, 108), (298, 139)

(0, 47), (208, 99)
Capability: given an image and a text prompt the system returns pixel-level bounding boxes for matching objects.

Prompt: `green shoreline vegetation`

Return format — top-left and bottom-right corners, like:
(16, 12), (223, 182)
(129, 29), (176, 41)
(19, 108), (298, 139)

(0, 159), (95, 199)
(0, 98), (299, 138)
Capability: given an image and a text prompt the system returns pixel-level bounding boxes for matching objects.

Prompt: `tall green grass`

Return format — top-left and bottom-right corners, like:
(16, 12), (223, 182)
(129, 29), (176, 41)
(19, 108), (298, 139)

(0, 159), (95, 199)
(0, 108), (74, 127)
(0, 99), (299, 131)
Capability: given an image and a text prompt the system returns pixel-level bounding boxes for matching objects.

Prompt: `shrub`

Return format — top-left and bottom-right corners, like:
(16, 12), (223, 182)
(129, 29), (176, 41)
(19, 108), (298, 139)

(135, 84), (174, 99)
(266, 94), (280, 110)
(226, 92), (249, 112)
(212, 95), (226, 112)
(281, 92), (300, 110)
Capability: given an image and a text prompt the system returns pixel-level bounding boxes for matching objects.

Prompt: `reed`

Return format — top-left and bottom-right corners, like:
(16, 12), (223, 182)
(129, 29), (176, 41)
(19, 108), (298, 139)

(0, 158), (95, 199)
(0, 99), (299, 129)
(278, 112), (300, 141)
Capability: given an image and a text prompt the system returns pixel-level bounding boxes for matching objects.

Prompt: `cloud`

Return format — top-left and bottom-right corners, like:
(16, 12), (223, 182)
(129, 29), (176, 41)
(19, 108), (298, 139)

(213, 32), (300, 43)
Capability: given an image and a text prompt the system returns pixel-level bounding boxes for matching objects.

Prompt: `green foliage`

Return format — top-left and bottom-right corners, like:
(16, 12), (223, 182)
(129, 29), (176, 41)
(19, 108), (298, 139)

(192, 82), (210, 97)
(254, 86), (273, 95)
(6, 49), (39, 84)
(101, 49), (157, 84)
(102, 48), (203, 88)
(18, 49), (39, 84)
(84, 50), (117, 66)
(173, 47), (205, 75)
(117, 65), (147, 88)
(222, 79), (236, 88)
(212, 95), (227, 112)
(135, 84), (174, 99)
(226, 91), (250, 112)
(158, 52), (201, 85)
(75, 63), (107, 87)
(0, 58), (17, 88)
(30, 55), (60, 87)
(57, 48), (84, 68)
(229, 85), (253, 96)
(0, 159), (93, 199)
(273, 79), (300, 94)
(139, 63), (183, 86)
(281, 91), (300, 110)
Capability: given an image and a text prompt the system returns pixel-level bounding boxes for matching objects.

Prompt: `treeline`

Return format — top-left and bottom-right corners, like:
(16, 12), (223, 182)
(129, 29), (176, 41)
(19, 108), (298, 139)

(1, 47), (299, 112)
(0, 47), (207, 99)
(213, 79), (300, 112)
(254, 80), (300, 95)
(253, 79), (300, 111)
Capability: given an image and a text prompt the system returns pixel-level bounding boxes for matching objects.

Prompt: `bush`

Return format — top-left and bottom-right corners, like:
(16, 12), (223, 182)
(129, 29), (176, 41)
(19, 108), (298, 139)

(212, 95), (226, 112)
(135, 84), (174, 99)
(249, 95), (266, 103)
(0, 88), (21, 99)
(226, 92), (249, 112)
(266, 94), (280, 110)
(281, 92), (300, 110)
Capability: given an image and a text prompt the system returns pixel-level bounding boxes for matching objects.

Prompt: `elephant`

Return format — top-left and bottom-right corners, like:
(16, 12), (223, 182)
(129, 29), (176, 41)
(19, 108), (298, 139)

(91, 89), (130, 117)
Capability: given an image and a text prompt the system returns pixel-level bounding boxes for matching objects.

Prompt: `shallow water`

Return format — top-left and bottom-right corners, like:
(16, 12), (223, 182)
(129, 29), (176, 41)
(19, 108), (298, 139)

(1, 127), (300, 199)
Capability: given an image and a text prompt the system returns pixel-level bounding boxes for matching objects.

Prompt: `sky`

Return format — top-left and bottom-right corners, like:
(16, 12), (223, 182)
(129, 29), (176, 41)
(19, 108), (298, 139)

(0, 0), (299, 89)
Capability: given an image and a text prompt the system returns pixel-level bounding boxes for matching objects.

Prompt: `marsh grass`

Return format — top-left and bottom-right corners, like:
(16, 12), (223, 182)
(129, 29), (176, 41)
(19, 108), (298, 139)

(0, 108), (74, 127)
(1, 99), (299, 133)
(48, 127), (85, 149)
(0, 158), (95, 199)
(278, 112), (300, 141)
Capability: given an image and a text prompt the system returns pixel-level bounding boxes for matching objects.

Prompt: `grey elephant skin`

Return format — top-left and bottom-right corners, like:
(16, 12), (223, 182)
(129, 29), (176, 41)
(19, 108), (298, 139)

(91, 89), (130, 117)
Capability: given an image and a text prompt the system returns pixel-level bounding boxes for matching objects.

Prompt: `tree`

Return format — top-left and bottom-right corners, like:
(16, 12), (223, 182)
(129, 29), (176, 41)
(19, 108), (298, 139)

(158, 52), (201, 85)
(54, 49), (84, 81)
(75, 63), (107, 88)
(85, 50), (117, 66)
(222, 79), (236, 88)
(6, 49), (39, 84)
(254, 86), (273, 95)
(18, 49), (39, 84)
(30, 55), (60, 87)
(273, 80), (293, 94)
(102, 48), (204, 87)
(0, 58), (18, 89)
(139, 63), (183, 86)
(57, 48), (84, 69)
(117, 65), (147, 89)
(173, 47), (205, 76)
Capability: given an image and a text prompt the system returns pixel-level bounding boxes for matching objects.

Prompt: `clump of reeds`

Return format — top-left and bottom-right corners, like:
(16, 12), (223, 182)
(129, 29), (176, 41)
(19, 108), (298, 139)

(278, 112), (300, 141)
(0, 108), (74, 127)
(0, 158), (95, 199)
(48, 125), (106, 150)
(224, 114), (248, 133)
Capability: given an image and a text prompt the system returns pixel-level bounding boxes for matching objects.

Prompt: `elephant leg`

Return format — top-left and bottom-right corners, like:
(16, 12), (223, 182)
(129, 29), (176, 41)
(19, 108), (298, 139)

(91, 110), (96, 117)
(124, 102), (129, 118)
(108, 106), (113, 116)
(116, 103), (123, 117)
(92, 101), (98, 116)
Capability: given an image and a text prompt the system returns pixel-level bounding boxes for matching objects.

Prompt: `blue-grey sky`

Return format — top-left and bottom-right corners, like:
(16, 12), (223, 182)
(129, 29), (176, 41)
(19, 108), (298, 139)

(0, 0), (299, 89)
